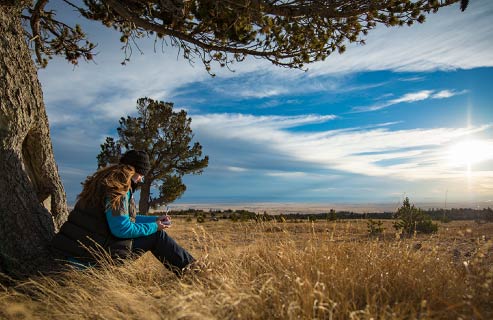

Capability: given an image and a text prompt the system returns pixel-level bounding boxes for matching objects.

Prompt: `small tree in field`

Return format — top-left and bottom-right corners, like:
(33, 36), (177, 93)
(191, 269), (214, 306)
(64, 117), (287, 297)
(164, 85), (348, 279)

(98, 97), (208, 214)
(393, 197), (438, 235)
(367, 219), (384, 236)
(328, 209), (337, 221)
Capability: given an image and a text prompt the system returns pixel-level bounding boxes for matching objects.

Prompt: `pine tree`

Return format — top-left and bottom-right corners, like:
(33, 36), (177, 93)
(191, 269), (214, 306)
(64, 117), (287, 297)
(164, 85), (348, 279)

(98, 97), (208, 214)
(393, 197), (438, 235)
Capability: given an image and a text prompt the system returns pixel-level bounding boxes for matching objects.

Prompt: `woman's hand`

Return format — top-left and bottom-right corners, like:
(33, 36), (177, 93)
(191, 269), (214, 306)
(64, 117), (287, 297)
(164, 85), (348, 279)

(156, 220), (170, 231)
(156, 214), (171, 230)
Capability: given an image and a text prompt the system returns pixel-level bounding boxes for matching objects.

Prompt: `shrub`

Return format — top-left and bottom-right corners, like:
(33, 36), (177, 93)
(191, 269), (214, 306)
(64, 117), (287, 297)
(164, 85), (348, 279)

(439, 214), (451, 223)
(327, 209), (337, 221)
(367, 219), (384, 236)
(196, 212), (205, 223)
(393, 197), (438, 235)
(484, 207), (493, 222)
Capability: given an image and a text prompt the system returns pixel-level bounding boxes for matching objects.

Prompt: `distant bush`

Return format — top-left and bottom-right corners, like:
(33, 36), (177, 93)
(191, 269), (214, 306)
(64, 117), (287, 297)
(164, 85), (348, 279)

(484, 207), (493, 222)
(439, 214), (452, 223)
(327, 209), (337, 221)
(196, 212), (205, 223)
(367, 219), (384, 236)
(393, 197), (438, 235)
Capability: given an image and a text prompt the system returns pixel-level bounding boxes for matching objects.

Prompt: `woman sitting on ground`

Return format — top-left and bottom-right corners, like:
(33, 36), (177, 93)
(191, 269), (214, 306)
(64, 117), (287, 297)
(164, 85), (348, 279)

(52, 150), (195, 274)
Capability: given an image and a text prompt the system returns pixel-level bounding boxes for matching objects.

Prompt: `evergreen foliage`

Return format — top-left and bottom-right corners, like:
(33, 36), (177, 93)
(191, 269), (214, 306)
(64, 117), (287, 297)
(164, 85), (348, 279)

(20, 0), (464, 71)
(98, 97), (208, 212)
(96, 137), (121, 168)
(393, 197), (438, 235)
(328, 209), (337, 221)
(367, 219), (384, 236)
(196, 212), (205, 223)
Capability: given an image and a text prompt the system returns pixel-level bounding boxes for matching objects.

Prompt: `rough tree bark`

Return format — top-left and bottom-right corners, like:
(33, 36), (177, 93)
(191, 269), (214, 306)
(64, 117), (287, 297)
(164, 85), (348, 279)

(0, 4), (69, 276)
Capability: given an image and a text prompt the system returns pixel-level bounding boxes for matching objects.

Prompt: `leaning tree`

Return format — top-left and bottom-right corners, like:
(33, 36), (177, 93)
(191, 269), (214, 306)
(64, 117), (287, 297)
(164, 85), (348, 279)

(98, 97), (208, 214)
(0, 0), (467, 276)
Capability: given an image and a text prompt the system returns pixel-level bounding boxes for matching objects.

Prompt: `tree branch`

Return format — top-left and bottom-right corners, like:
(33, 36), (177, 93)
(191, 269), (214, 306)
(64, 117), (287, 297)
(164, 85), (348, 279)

(103, 0), (292, 59)
(30, 0), (49, 66)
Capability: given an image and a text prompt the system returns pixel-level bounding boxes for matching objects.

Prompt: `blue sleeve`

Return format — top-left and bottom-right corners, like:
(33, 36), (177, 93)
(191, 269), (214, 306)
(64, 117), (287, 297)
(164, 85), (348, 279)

(105, 195), (158, 238)
(135, 215), (158, 223)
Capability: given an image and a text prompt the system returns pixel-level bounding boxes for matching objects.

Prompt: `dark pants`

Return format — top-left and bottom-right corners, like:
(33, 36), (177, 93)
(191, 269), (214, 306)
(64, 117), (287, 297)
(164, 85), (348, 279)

(132, 230), (195, 274)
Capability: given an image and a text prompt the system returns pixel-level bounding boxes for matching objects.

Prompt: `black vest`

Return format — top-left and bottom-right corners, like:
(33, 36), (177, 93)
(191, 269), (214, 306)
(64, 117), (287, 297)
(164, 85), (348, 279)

(51, 191), (136, 263)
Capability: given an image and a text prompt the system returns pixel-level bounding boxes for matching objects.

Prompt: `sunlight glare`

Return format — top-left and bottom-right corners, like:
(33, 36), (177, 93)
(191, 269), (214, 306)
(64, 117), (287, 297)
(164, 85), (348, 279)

(447, 140), (491, 174)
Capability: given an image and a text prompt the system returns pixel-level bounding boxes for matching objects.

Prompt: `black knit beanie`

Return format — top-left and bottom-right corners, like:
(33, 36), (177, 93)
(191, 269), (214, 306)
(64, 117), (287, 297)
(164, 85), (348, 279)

(120, 150), (150, 175)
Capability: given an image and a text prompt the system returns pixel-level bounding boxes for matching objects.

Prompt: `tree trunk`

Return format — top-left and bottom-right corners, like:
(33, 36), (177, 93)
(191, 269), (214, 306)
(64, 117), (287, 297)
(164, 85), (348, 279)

(0, 5), (69, 276)
(139, 181), (151, 214)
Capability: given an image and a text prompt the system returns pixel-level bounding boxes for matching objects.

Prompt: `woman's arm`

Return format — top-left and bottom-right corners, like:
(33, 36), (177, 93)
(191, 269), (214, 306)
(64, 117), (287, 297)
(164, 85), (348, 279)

(105, 194), (158, 238)
(105, 211), (158, 238)
(135, 215), (159, 223)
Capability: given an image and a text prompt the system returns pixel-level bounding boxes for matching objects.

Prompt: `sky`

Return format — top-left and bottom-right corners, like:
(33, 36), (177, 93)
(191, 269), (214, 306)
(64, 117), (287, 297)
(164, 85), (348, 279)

(38, 0), (493, 208)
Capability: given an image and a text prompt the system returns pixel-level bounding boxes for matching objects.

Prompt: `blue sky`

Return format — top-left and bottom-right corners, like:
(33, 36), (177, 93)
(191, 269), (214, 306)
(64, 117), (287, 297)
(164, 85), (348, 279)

(39, 0), (493, 207)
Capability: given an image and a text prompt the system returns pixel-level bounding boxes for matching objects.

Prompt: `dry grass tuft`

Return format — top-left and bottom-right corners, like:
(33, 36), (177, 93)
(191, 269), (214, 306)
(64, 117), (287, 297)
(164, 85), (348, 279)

(1, 220), (492, 319)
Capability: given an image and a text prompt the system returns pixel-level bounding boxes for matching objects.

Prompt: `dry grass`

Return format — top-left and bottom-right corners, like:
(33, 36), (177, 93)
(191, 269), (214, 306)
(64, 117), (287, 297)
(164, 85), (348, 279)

(1, 220), (492, 319)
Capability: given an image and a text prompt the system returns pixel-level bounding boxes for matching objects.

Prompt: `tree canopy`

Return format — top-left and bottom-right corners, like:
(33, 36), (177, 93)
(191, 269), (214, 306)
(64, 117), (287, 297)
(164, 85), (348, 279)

(22, 0), (466, 71)
(98, 97), (208, 213)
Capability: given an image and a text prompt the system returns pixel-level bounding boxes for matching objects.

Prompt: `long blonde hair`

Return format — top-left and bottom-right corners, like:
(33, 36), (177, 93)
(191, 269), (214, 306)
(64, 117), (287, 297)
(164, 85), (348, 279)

(77, 164), (135, 211)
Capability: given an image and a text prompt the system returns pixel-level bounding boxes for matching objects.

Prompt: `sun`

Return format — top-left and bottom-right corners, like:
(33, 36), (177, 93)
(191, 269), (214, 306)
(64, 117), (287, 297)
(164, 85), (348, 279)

(447, 139), (492, 173)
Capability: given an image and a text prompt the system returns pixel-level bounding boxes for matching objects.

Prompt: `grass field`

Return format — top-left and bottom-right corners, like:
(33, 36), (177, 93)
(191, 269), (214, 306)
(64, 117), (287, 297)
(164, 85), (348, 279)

(1, 219), (492, 319)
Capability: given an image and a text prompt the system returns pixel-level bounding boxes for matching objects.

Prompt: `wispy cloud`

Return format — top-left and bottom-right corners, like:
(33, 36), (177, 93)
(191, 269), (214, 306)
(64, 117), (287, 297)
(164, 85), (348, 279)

(266, 171), (307, 178)
(233, 88), (288, 99)
(226, 166), (248, 172)
(393, 91), (434, 103)
(191, 113), (493, 182)
(431, 89), (468, 99)
(193, 113), (337, 132)
(352, 89), (466, 112)
(398, 76), (426, 82)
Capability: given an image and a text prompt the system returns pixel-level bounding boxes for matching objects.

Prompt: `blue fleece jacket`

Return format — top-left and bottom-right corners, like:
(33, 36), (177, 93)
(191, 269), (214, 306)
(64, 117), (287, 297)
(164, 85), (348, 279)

(105, 191), (158, 238)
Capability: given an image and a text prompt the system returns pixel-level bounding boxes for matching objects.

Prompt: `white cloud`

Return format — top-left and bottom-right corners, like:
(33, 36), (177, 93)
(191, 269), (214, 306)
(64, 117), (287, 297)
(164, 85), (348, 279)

(353, 89), (465, 112)
(226, 166), (248, 172)
(398, 76), (426, 82)
(266, 171), (307, 178)
(193, 113), (337, 133)
(236, 88), (288, 99)
(392, 90), (434, 104)
(431, 89), (468, 99)
(372, 121), (404, 128)
(191, 113), (493, 183)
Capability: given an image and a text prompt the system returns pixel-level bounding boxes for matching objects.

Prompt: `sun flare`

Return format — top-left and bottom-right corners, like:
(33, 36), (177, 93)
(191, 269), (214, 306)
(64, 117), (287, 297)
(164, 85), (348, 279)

(447, 139), (492, 173)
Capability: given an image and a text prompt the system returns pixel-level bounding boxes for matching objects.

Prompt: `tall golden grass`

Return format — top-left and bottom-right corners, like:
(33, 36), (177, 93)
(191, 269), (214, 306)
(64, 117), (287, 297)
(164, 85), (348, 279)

(1, 220), (492, 319)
